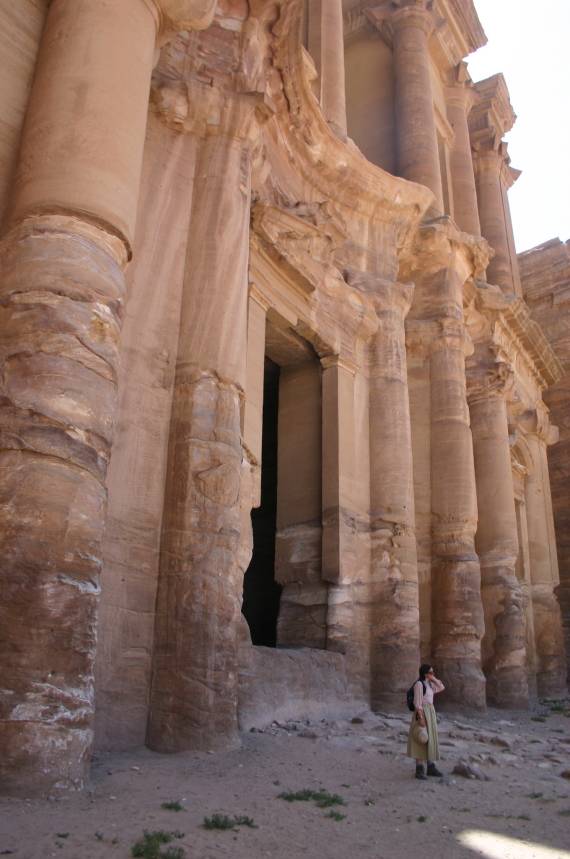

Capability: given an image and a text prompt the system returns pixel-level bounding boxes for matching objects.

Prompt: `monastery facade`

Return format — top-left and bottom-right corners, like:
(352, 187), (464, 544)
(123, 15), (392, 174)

(0, 0), (568, 798)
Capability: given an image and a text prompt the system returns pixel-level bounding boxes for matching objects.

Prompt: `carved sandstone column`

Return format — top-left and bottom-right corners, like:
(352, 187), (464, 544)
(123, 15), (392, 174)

(366, 1), (443, 215)
(468, 364), (529, 708)
(0, 0), (215, 798)
(403, 222), (490, 711)
(469, 75), (521, 295)
(444, 65), (481, 238)
(472, 144), (520, 294)
(308, 0), (348, 138)
(356, 276), (420, 710)
(522, 412), (568, 698)
(147, 87), (272, 752)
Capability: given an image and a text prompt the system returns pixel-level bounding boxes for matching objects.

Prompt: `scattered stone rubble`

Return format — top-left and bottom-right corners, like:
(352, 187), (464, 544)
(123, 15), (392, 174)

(249, 702), (570, 784)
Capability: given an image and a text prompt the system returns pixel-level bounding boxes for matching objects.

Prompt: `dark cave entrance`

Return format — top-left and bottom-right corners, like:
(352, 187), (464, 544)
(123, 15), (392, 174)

(242, 357), (282, 647)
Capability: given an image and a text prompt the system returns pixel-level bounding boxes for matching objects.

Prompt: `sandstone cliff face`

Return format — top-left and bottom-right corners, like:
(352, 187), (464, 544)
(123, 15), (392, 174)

(520, 238), (570, 686)
(0, 0), (567, 798)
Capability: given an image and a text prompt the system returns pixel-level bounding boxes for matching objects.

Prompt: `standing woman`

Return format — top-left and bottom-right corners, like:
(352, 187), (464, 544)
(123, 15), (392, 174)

(407, 664), (445, 779)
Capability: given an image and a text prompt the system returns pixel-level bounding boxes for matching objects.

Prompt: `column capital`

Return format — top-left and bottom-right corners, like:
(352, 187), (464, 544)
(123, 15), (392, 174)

(444, 61), (479, 112)
(400, 217), (492, 282)
(365, 0), (445, 43)
(147, 0), (217, 41)
(248, 282), (273, 313)
(320, 354), (360, 375)
(515, 407), (559, 446)
(150, 79), (276, 144)
(466, 361), (516, 406)
(406, 317), (474, 357)
(472, 140), (521, 189)
(346, 270), (414, 319)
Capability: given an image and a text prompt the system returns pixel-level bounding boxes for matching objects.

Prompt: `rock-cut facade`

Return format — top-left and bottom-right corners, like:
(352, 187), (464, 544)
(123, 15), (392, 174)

(0, 0), (568, 798)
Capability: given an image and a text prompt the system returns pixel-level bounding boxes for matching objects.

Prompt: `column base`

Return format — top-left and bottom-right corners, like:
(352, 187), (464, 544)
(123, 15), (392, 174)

(433, 658), (487, 714)
(0, 722), (91, 798)
(485, 667), (530, 709)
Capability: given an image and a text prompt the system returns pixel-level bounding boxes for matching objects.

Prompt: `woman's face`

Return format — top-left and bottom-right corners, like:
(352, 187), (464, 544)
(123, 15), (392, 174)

(426, 667), (434, 679)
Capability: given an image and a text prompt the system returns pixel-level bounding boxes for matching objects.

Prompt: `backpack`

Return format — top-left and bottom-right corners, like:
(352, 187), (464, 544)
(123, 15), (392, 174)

(406, 680), (426, 712)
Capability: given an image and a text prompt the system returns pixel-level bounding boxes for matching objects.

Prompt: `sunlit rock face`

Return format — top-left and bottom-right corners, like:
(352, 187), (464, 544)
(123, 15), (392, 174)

(0, 0), (566, 797)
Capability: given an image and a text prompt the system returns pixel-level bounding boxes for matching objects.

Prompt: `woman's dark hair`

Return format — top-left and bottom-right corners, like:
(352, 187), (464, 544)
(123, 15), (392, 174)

(419, 664), (432, 681)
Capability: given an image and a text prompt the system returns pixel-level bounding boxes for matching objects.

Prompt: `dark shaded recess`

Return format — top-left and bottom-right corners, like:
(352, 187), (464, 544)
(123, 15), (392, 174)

(242, 357), (282, 647)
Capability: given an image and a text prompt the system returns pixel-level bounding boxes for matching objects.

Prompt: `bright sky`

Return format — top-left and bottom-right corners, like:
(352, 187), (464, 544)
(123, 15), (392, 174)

(466, 0), (570, 253)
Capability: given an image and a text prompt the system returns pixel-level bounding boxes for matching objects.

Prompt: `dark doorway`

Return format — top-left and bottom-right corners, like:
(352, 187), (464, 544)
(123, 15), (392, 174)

(242, 357), (282, 646)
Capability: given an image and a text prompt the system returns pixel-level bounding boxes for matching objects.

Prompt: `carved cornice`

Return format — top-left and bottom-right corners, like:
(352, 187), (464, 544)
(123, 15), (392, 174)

(474, 282), (563, 389)
(468, 73), (516, 141)
(436, 0), (486, 54)
(348, 0), (486, 63)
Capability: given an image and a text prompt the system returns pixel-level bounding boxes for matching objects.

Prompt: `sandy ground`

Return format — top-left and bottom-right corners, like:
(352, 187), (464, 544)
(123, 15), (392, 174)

(2, 700), (570, 859)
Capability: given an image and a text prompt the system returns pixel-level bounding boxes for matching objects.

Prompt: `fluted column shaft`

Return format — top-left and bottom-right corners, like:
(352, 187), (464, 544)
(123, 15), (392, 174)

(473, 148), (515, 293)
(468, 370), (529, 708)
(147, 89), (268, 753)
(525, 428), (568, 698)
(445, 87), (481, 237)
(0, 0), (188, 798)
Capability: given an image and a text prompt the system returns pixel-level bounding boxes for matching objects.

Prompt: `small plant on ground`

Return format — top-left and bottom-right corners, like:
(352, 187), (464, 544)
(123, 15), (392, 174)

(56, 833), (69, 839)
(95, 832), (104, 841)
(203, 814), (234, 831)
(326, 810), (346, 821)
(203, 813), (257, 830)
(525, 792), (543, 799)
(418, 815), (427, 823)
(518, 814), (531, 821)
(273, 780), (280, 786)
(364, 798), (375, 806)
(557, 808), (570, 817)
(406, 815), (412, 823)
(131, 830), (185, 859)
(551, 705), (566, 713)
(232, 816), (257, 828)
(161, 801), (182, 812)
(531, 716), (546, 723)
(277, 788), (346, 808)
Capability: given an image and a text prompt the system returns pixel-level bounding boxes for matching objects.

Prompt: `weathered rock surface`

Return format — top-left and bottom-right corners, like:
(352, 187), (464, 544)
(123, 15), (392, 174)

(0, 0), (568, 797)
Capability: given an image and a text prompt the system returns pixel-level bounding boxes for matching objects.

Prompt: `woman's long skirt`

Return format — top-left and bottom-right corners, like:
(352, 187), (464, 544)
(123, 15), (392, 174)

(406, 703), (440, 762)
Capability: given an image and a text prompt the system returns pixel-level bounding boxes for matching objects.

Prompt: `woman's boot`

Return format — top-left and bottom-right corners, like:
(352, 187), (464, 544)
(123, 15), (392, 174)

(415, 764), (428, 780)
(426, 762), (443, 777)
